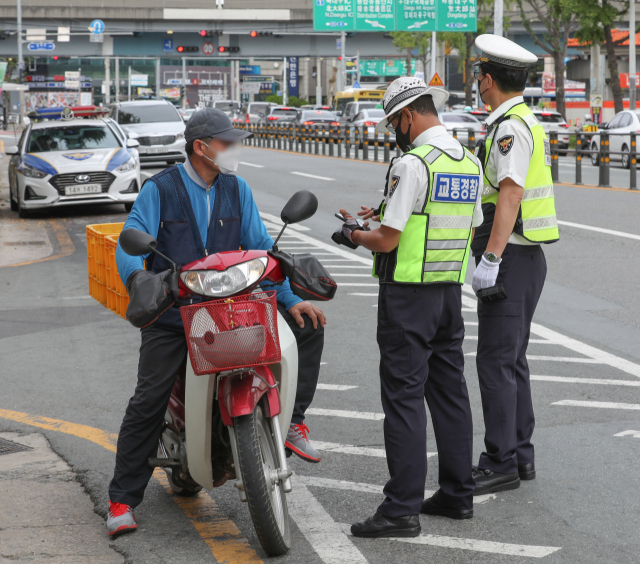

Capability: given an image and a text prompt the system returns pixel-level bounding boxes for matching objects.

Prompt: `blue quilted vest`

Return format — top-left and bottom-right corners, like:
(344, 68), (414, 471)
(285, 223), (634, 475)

(146, 165), (242, 332)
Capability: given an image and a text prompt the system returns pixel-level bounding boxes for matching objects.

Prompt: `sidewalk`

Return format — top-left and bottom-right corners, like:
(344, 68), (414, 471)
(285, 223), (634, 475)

(0, 432), (123, 563)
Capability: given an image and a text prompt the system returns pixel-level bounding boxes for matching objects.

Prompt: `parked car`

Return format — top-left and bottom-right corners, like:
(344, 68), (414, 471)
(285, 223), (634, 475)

(439, 111), (486, 146)
(108, 100), (186, 164)
(242, 102), (277, 124)
(588, 110), (640, 168)
(346, 108), (396, 148)
(299, 105), (332, 111)
(6, 118), (140, 217)
(531, 109), (570, 157)
(259, 106), (299, 125)
(340, 101), (381, 124)
(214, 100), (241, 113)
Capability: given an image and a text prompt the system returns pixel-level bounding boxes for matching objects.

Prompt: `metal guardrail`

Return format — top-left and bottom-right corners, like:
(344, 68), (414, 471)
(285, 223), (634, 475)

(237, 123), (639, 190)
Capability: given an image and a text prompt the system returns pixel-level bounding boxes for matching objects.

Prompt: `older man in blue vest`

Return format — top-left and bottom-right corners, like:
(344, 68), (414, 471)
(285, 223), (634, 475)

(106, 109), (326, 537)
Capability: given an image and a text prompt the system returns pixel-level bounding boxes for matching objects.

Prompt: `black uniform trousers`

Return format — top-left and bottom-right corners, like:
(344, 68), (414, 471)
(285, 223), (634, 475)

(475, 244), (546, 474)
(377, 283), (475, 518)
(109, 305), (324, 508)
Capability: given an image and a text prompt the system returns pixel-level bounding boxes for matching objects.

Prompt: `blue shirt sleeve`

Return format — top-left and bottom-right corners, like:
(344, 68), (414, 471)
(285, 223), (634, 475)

(237, 176), (302, 311)
(116, 179), (161, 287)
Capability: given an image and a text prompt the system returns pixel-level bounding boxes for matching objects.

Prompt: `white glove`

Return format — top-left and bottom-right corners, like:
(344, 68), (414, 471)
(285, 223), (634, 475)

(472, 256), (501, 294)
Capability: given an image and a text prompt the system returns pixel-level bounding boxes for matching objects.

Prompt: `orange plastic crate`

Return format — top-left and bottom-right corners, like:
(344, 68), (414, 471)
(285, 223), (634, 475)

(86, 223), (125, 310)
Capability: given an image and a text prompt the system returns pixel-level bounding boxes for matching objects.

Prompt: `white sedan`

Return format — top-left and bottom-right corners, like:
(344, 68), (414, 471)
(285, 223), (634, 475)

(7, 118), (141, 218)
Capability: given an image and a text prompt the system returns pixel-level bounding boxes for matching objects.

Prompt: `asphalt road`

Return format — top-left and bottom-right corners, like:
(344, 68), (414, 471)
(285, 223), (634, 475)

(1, 145), (639, 564)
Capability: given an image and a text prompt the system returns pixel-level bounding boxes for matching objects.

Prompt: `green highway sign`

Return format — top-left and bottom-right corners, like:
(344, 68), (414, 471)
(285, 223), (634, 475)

(360, 59), (417, 76)
(396, 0), (437, 32)
(313, 0), (476, 32)
(436, 0), (477, 32)
(313, 0), (355, 31)
(354, 0), (396, 31)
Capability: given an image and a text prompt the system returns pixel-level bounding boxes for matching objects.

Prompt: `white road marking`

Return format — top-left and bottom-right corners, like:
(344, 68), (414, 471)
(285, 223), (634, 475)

(60, 296), (92, 300)
(464, 352), (601, 363)
(287, 481), (369, 564)
(331, 274), (374, 277)
(306, 408), (385, 421)
(352, 528), (561, 558)
(313, 441), (404, 458)
(532, 375), (640, 387)
(324, 265), (372, 269)
(349, 293), (378, 297)
(552, 400), (640, 410)
(260, 212), (310, 231)
(299, 476), (495, 504)
(239, 161), (264, 168)
(464, 336), (551, 344)
(613, 430), (640, 438)
(291, 171), (334, 181)
(316, 384), (359, 391)
(338, 283), (379, 287)
(557, 220), (640, 241)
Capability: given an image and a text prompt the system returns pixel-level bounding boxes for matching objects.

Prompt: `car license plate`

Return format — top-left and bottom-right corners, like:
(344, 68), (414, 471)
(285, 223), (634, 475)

(64, 184), (102, 195)
(146, 147), (165, 154)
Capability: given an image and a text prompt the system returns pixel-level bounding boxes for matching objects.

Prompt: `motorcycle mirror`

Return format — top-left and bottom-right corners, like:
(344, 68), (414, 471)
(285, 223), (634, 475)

(119, 228), (158, 256)
(281, 190), (318, 225)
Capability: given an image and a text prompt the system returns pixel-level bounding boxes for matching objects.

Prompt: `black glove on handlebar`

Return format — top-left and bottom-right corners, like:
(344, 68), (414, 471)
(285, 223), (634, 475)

(125, 269), (179, 329)
(331, 210), (370, 249)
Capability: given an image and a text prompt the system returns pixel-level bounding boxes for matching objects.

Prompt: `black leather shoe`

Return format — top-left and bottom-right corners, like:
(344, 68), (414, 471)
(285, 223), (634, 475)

(421, 489), (473, 520)
(518, 463), (536, 481)
(472, 467), (520, 496)
(351, 511), (421, 538)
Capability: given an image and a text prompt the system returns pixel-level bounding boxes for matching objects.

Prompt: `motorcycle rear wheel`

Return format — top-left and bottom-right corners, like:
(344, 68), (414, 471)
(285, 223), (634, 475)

(234, 405), (291, 556)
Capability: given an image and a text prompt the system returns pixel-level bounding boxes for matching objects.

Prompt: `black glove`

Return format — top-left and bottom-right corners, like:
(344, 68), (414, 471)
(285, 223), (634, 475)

(331, 210), (370, 249)
(125, 269), (179, 329)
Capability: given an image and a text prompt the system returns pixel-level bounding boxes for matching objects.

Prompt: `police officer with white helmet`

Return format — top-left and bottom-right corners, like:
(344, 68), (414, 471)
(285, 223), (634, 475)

(337, 77), (484, 538)
(470, 35), (559, 495)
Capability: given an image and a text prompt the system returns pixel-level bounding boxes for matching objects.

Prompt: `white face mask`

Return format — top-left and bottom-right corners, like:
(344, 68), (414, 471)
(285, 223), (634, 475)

(201, 141), (242, 174)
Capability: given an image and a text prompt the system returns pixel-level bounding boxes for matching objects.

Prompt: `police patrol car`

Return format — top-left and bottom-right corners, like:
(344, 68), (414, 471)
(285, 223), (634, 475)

(6, 107), (141, 218)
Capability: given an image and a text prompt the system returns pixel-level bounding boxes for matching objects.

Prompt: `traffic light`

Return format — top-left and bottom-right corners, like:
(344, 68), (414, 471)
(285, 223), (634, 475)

(200, 30), (222, 37)
(250, 31), (273, 37)
(180, 85), (186, 99)
(177, 46), (198, 53)
(199, 30), (207, 37)
(218, 46), (240, 53)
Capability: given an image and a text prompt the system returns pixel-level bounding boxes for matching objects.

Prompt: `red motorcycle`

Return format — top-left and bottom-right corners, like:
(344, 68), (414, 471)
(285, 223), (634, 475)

(119, 190), (327, 556)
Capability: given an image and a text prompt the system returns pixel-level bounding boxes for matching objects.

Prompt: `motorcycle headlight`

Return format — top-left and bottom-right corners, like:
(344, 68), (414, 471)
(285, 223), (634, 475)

(180, 257), (267, 297)
(20, 161), (48, 179)
(116, 157), (137, 172)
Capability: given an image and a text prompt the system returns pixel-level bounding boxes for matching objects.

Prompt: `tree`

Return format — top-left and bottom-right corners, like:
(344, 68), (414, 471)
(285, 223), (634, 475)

(390, 32), (416, 76)
(571, 0), (631, 114)
(516, 0), (578, 119)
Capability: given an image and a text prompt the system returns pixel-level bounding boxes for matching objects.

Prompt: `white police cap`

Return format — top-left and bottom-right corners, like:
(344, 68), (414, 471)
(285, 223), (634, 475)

(474, 34), (538, 69)
(376, 76), (449, 133)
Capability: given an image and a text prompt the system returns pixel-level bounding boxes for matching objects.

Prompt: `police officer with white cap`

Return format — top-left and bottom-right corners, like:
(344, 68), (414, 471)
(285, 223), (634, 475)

(470, 35), (559, 495)
(340, 77), (484, 538)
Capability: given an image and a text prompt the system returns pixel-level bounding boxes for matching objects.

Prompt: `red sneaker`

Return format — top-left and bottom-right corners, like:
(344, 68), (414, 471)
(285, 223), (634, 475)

(107, 501), (137, 537)
(285, 423), (321, 463)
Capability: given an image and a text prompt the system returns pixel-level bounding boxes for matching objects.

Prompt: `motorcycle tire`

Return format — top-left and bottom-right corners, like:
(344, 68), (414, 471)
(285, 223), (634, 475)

(234, 405), (291, 556)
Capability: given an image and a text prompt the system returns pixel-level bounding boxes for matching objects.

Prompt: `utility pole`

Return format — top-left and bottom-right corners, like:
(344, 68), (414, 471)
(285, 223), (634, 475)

(155, 57), (160, 100)
(494, 0), (503, 37)
(114, 57), (119, 102)
(316, 58), (322, 105)
(283, 57), (288, 106)
(17, 0), (24, 124)
(128, 66), (131, 101)
(431, 32), (437, 82)
(340, 31), (346, 90)
(182, 57), (187, 109)
(356, 49), (361, 84)
(104, 59), (110, 104)
(631, 0), (637, 109)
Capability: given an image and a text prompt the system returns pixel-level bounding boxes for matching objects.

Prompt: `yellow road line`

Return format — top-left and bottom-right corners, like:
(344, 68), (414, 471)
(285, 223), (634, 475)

(1, 140), (4, 153)
(1, 219), (76, 268)
(0, 408), (263, 564)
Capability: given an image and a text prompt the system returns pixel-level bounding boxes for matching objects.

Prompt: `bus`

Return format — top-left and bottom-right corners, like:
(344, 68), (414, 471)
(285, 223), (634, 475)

(331, 88), (385, 116)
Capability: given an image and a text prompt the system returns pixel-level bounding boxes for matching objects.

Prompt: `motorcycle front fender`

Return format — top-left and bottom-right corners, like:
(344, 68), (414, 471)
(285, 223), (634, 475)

(218, 366), (281, 426)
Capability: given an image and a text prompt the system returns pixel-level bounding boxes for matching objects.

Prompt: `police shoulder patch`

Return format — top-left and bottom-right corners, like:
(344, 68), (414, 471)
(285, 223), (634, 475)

(497, 135), (514, 156)
(389, 175), (400, 198)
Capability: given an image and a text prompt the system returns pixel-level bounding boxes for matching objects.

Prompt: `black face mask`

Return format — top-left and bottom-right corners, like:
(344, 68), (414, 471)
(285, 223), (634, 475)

(395, 112), (413, 153)
(477, 75), (490, 104)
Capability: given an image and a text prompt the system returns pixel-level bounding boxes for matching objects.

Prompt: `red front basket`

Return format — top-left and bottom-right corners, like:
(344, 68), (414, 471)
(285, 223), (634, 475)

(180, 291), (281, 375)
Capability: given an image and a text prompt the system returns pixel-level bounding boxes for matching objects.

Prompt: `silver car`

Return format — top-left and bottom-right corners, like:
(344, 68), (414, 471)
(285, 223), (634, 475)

(531, 109), (570, 156)
(347, 108), (396, 148)
(108, 100), (186, 165)
(589, 110), (640, 168)
(242, 102), (277, 124)
(439, 111), (486, 146)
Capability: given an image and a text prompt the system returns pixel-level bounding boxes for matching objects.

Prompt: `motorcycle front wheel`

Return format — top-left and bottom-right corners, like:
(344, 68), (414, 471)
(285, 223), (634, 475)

(234, 404), (291, 556)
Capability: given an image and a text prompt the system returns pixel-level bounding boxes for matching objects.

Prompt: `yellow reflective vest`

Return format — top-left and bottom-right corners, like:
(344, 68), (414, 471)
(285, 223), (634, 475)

(373, 144), (481, 284)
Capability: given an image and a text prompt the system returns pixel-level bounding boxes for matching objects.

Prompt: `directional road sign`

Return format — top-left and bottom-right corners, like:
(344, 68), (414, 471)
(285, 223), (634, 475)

(89, 20), (105, 34)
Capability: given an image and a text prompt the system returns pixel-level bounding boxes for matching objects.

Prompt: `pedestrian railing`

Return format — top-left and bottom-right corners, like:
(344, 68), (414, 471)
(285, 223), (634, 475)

(237, 123), (639, 190)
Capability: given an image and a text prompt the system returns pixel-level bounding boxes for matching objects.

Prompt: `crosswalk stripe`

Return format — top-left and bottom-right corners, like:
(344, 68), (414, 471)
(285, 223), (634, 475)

(464, 352), (602, 363)
(341, 526), (561, 558)
(298, 476), (495, 505)
(312, 441), (437, 459)
(306, 408), (385, 420)
(552, 400), (640, 410)
(316, 384), (359, 391)
(464, 336), (551, 343)
(532, 375), (640, 387)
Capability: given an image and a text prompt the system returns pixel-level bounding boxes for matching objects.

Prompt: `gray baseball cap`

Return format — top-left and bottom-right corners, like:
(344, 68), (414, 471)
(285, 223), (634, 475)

(184, 108), (253, 143)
